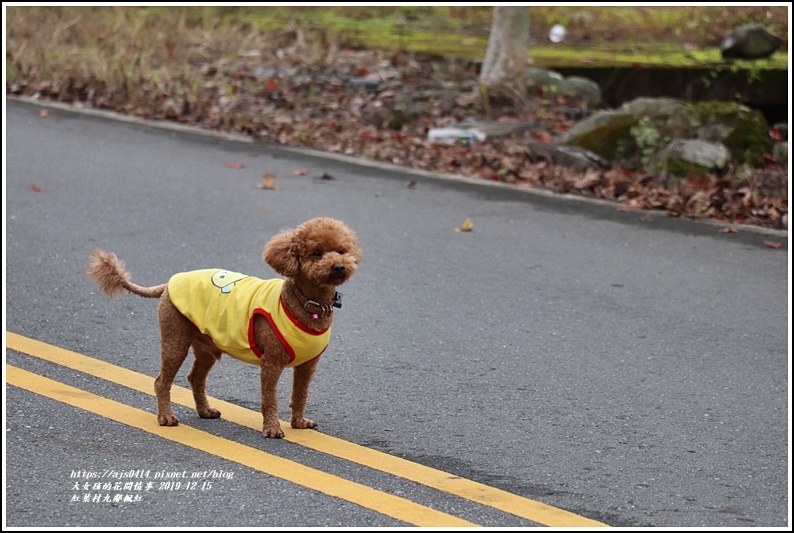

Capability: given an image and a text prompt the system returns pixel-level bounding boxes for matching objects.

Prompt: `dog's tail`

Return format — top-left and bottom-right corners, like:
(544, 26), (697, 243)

(86, 249), (166, 299)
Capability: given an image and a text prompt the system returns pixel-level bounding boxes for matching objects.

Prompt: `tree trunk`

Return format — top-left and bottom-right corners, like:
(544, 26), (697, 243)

(479, 6), (530, 87)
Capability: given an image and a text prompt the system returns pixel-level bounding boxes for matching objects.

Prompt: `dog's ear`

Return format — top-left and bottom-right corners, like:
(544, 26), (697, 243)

(263, 229), (300, 278)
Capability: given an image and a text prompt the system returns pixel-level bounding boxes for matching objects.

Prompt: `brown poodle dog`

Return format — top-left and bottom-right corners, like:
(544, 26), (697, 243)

(86, 217), (361, 439)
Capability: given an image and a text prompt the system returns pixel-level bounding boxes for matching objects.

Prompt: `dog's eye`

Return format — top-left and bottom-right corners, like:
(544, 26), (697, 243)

(311, 251), (323, 258)
(337, 250), (345, 255)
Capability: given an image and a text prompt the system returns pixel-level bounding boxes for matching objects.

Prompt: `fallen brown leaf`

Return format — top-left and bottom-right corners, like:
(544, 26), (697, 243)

(291, 168), (308, 175)
(763, 240), (782, 249)
(717, 226), (738, 233)
(39, 109), (49, 118)
(257, 173), (279, 190)
(29, 184), (43, 192)
(455, 218), (473, 232)
(225, 162), (245, 169)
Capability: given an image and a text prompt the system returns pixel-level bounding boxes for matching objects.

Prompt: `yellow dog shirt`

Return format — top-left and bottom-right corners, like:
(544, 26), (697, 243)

(168, 269), (330, 367)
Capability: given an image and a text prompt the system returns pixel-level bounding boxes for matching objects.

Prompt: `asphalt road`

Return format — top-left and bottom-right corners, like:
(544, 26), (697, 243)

(4, 98), (790, 528)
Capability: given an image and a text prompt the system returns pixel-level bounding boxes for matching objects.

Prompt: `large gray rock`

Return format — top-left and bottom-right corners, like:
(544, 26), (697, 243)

(656, 139), (731, 178)
(555, 76), (601, 109)
(524, 68), (600, 108)
(554, 98), (772, 172)
(721, 23), (782, 60)
(618, 97), (687, 116)
(524, 67), (563, 90)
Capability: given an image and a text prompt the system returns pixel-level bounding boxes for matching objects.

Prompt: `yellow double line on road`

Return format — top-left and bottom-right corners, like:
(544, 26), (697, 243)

(6, 332), (607, 527)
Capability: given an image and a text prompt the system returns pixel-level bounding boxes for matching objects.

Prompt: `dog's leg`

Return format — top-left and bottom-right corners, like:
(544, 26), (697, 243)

(154, 292), (193, 426)
(155, 339), (190, 426)
(289, 357), (320, 429)
(260, 357), (287, 438)
(187, 339), (222, 419)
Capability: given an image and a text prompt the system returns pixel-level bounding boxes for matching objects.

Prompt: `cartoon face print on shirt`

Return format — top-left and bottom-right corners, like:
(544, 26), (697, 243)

(210, 270), (250, 294)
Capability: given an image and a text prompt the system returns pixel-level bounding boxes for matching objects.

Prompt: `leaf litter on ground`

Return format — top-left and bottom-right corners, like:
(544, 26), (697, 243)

(10, 43), (787, 231)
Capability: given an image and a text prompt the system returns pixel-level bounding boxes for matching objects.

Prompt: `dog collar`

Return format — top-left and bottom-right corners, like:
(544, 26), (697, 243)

(291, 284), (342, 320)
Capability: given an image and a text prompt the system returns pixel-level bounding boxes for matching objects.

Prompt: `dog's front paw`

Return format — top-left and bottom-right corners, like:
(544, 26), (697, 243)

(158, 414), (180, 426)
(198, 407), (221, 419)
(262, 425), (285, 439)
(291, 417), (316, 430)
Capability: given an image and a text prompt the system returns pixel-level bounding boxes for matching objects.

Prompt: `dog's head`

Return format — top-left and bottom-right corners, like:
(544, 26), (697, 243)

(263, 217), (361, 286)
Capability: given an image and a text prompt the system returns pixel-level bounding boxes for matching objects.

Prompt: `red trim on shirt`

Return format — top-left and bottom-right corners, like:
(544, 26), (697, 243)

(250, 307), (297, 364)
(247, 310), (265, 360)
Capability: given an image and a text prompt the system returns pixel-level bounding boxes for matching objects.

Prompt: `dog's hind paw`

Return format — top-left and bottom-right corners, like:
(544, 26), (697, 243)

(262, 425), (285, 439)
(198, 407), (221, 419)
(291, 417), (316, 430)
(158, 414), (180, 426)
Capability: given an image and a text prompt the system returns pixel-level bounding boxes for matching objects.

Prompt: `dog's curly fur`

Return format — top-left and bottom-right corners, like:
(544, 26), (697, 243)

(86, 217), (361, 439)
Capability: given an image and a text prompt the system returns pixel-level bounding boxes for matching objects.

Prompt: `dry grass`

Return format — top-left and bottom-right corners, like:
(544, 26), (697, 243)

(7, 6), (788, 83)
(7, 7), (274, 109)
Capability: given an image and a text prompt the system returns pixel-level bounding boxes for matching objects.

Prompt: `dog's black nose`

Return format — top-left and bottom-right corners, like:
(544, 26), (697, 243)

(332, 264), (346, 275)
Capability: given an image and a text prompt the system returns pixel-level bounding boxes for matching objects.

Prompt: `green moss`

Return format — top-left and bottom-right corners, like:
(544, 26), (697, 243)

(534, 45), (787, 70)
(199, 6), (788, 70)
(630, 116), (665, 166)
(566, 112), (638, 163)
(657, 157), (710, 178)
(690, 102), (772, 166)
(561, 101), (773, 171)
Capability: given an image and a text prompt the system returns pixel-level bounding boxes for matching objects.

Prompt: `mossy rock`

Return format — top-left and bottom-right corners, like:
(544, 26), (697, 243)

(687, 102), (772, 167)
(619, 97), (687, 115)
(556, 76), (601, 109)
(554, 110), (639, 163)
(555, 97), (772, 170)
(524, 67), (563, 90)
(555, 108), (687, 168)
(655, 139), (731, 184)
